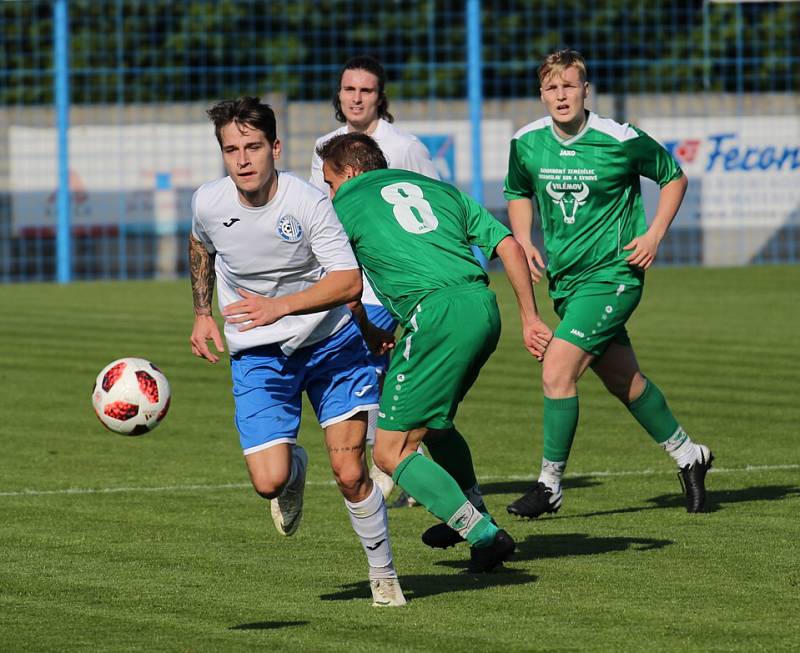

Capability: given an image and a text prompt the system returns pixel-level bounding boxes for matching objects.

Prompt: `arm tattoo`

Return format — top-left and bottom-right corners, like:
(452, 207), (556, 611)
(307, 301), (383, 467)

(189, 236), (215, 316)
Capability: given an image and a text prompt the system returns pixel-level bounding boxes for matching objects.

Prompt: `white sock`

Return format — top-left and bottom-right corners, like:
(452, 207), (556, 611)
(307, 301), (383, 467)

(660, 427), (700, 468)
(283, 446), (301, 490)
(365, 408), (378, 447)
(345, 482), (396, 578)
(538, 458), (566, 496)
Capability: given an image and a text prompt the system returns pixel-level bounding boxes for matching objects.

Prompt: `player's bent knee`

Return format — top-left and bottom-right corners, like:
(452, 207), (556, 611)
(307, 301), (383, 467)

(542, 371), (575, 397)
(602, 370), (645, 404)
(371, 448), (399, 476)
(249, 473), (290, 499)
(331, 463), (367, 496)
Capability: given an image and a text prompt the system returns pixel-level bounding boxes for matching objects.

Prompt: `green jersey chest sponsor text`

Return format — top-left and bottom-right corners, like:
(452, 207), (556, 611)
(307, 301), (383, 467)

(504, 112), (682, 298)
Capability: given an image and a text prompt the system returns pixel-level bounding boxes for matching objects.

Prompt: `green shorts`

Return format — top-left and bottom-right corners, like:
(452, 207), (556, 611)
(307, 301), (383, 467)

(553, 281), (642, 356)
(377, 284), (501, 432)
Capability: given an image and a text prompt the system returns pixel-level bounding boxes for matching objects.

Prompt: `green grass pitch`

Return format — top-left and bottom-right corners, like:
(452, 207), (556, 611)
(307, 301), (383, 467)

(1, 265), (798, 652)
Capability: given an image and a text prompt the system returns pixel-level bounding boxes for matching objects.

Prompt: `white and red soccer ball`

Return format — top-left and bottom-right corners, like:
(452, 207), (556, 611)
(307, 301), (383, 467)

(92, 357), (171, 435)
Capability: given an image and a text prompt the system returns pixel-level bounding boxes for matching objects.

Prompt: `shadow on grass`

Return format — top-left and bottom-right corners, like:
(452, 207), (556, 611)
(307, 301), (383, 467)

(229, 620), (309, 630)
(549, 483), (800, 519)
(518, 532), (671, 559)
(429, 533), (671, 569)
(647, 483), (800, 512)
(320, 567), (536, 603)
(564, 480), (800, 519)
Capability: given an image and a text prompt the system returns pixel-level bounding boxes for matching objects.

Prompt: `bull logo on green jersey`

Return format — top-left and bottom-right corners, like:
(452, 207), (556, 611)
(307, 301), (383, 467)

(545, 182), (590, 225)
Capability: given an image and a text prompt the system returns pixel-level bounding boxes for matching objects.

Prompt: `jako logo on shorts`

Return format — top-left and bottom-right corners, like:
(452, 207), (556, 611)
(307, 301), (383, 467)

(277, 215), (303, 242)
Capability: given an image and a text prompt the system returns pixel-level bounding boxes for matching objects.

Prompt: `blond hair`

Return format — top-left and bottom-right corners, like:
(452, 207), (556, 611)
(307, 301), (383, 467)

(538, 49), (588, 85)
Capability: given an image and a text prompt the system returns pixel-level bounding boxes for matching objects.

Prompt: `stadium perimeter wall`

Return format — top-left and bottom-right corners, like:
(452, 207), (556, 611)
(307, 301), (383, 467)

(1, 92), (798, 280)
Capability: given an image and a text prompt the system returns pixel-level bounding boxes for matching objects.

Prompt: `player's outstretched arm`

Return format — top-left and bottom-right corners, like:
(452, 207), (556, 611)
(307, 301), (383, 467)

(495, 236), (552, 361)
(189, 235), (225, 363)
(624, 174), (688, 270)
(222, 269), (363, 332)
(507, 198), (546, 283)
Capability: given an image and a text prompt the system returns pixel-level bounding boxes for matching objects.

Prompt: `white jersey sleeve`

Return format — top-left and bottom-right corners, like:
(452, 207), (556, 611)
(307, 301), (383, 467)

(296, 187), (359, 273)
(190, 190), (215, 253)
(372, 119), (440, 181)
(394, 131), (440, 179)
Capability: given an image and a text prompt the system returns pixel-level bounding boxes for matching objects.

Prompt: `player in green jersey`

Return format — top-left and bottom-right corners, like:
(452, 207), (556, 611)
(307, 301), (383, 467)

(317, 132), (552, 572)
(504, 49), (713, 518)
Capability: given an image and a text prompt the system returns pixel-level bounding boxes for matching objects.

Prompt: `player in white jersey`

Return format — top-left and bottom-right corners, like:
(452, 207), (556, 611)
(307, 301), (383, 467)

(310, 55), (439, 506)
(189, 96), (405, 607)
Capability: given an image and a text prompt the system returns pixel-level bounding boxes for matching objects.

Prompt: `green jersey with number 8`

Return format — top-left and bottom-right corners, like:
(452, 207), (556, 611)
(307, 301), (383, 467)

(503, 111), (683, 299)
(331, 168), (511, 326)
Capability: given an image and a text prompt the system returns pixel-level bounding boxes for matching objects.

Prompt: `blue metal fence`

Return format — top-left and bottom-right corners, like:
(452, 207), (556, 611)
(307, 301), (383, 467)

(1, 0), (798, 282)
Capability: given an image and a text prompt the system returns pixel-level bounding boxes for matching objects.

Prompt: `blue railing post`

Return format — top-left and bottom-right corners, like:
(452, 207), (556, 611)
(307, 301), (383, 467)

(467, 0), (483, 204)
(466, 0), (489, 269)
(54, 0), (72, 283)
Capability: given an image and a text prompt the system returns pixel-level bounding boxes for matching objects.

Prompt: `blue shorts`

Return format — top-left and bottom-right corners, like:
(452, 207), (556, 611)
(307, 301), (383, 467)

(230, 320), (380, 455)
(364, 303), (398, 375)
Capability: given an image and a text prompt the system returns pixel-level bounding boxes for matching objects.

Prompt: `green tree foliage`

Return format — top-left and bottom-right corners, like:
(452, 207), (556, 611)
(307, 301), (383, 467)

(1, 0), (797, 105)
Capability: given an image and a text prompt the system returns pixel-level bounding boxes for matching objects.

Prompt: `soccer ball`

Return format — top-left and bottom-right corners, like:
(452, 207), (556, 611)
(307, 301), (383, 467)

(91, 357), (171, 435)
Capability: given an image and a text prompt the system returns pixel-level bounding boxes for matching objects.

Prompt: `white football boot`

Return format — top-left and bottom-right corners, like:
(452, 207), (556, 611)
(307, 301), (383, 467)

(369, 577), (407, 607)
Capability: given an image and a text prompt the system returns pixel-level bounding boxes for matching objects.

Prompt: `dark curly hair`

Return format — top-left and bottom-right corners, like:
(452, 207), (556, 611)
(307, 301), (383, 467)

(333, 55), (394, 124)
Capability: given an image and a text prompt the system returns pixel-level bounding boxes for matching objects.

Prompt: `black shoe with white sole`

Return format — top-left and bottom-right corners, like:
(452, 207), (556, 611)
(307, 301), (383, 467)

(467, 529), (516, 573)
(678, 445), (714, 513)
(506, 482), (562, 519)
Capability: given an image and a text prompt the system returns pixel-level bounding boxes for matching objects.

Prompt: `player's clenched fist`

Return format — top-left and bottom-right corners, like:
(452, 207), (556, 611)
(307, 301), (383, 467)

(523, 317), (552, 362)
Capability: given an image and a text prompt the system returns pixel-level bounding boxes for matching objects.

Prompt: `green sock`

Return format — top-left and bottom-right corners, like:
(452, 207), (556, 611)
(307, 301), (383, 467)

(626, 379), (680, 444)
(392, 452), (497, 547)
(424, 428), (488, 514)
(542, 396), (579, 462)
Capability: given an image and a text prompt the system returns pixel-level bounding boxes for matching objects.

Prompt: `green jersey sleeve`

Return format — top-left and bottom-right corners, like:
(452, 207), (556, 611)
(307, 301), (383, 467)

(625, 126), (684, 187)
(458, 190), (512, 260)
(503, 138), (535, 200)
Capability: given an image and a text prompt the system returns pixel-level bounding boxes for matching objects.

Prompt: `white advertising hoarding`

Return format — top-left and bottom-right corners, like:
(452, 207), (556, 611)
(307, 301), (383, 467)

(640, 116), (800, 265)
(10, 124), (223, 233)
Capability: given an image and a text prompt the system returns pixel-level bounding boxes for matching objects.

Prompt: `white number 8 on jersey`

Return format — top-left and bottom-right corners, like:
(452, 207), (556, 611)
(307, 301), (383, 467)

(380, 182), (439, 234)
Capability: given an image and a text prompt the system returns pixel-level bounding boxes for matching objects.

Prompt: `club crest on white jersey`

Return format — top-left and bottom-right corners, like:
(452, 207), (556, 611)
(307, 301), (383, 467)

(277, 215), (303, 242)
